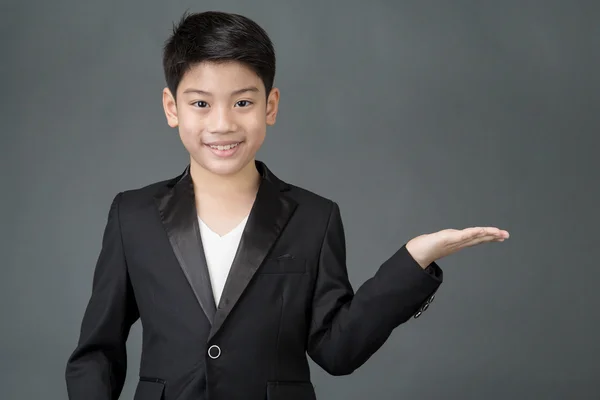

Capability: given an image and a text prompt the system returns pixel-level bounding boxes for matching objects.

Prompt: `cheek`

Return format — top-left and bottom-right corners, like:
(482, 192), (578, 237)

(177, 113), (203, 145)
(244, 114), (267, 138)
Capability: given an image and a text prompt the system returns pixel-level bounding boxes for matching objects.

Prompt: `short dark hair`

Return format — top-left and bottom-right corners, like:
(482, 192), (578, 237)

(162, 11), (276, 101)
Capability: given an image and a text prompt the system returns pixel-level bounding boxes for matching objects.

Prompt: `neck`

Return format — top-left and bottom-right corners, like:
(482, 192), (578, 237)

(189, 158), (261, 198)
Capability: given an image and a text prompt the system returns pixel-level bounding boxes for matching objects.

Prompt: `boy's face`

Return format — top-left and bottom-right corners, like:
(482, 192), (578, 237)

(162, 61), (279, 177)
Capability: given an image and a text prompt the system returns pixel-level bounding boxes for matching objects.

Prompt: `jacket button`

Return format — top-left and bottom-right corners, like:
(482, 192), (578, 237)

(208, 345), (221, 359)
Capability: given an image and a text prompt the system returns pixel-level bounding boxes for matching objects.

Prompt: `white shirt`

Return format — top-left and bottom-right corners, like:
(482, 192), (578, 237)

(197, 215), (249, 306)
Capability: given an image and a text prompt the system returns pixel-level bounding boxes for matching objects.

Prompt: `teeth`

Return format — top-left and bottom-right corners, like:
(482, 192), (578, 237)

(209, 142), (240, 151)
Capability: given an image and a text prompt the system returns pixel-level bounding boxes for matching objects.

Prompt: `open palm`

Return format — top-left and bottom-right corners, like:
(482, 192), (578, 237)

(406, 227), (509, 268)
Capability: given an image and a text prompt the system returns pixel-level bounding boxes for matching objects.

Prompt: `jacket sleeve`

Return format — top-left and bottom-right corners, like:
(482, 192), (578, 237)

(65, 192), (140, 399)
(306, 201), (443, 376)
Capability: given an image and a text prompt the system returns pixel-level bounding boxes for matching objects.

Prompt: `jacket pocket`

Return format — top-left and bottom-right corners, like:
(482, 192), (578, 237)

(133, 377), (165, 400)
(266, 381), (316, 400)
(258, 256), (307, 274)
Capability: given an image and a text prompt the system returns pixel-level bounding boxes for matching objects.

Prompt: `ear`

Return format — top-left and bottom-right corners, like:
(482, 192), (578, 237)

(265, 87), (280, 126)
(162, 87), (179, 128)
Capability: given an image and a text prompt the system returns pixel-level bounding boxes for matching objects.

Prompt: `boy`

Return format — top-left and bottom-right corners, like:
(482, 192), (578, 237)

(65, 11), (508, 400)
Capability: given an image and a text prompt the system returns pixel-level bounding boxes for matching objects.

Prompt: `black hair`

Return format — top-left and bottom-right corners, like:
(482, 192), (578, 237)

(162, 11), (276, 101)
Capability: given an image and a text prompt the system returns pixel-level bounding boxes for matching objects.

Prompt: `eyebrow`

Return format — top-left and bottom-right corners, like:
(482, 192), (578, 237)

(182, 87), (260, 96)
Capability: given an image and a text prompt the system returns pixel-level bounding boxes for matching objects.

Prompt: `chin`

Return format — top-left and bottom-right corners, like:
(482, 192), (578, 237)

(198, 158), (252, 177)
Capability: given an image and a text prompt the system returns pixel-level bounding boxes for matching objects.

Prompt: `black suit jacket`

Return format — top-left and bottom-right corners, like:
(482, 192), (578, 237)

(65, 161), (443, 400)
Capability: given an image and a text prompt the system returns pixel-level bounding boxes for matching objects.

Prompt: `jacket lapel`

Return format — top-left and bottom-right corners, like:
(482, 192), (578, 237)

(154, 161), (297, 339)
(208, 161), (297, 341)
(154, 166), (217, 324)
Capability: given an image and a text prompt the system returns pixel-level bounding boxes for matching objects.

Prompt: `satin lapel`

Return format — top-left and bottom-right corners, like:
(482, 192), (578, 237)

(154, 168), (217, 324)
(208, 177), (297, 341)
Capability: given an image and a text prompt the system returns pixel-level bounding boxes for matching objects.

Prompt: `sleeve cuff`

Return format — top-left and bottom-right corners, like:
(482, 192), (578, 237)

(424, 263), (443, 279)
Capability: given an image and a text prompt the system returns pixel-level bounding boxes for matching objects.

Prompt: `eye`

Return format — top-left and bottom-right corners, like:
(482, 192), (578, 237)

(235, 100), (253, 107)
(193, 101), (208, 108)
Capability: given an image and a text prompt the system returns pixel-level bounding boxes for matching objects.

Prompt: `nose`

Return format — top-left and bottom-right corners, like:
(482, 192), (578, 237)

(206, 106), (236, 134)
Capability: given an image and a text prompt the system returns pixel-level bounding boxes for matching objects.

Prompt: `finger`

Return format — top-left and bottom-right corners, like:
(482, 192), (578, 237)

(439, 228), (478, 249)
(441, 227), (508, 251)
(461, 232), (507, 248)
(459, 227), (507, 242)
(447, 228), (506, 250)
(457, 227), (486, 242)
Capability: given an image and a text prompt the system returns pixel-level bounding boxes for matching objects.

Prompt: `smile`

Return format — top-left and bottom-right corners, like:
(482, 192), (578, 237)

(208, 142), (241, 151)
(204, 141), (244, 158)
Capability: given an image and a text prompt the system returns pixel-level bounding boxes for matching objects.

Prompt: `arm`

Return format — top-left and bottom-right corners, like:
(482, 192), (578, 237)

(65, 192), (139, 399)
(307, 201), (442, 376)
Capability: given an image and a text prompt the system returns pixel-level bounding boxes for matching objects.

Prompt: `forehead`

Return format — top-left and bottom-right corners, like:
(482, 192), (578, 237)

(179, 61), (264, 94)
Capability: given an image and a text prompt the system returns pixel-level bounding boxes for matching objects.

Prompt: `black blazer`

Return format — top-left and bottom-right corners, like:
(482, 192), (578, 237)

(65, 161), (443, 400)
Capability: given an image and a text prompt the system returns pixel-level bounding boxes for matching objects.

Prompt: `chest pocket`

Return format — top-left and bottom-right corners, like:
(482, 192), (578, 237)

(258, 255), (306, 274)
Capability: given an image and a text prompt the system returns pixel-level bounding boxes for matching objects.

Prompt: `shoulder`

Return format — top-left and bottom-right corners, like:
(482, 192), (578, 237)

(284, 183), (336, 213)
(259, 160), (340, 220)
(111, 168), (184, 213)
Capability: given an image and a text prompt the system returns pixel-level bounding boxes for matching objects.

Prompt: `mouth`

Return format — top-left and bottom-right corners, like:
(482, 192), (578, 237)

(206, 142), (242, 151)
(203, 141), (243, 157)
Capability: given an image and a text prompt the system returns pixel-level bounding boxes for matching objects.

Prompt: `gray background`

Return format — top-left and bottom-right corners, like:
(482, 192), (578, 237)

(2, 0), (599, 399)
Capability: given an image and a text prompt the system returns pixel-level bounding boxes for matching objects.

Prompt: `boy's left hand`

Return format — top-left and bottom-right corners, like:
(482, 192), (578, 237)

(406, 227), (510, 269)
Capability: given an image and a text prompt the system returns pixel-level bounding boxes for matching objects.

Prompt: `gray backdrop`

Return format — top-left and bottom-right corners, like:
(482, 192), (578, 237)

(2, 0), (599, 399)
